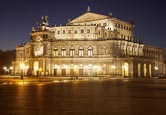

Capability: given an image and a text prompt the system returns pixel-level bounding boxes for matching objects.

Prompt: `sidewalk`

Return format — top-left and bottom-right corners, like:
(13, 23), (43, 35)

(0, 75), (109, 83)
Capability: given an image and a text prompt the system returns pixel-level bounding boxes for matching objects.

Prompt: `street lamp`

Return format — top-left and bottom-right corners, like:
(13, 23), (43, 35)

(3, 67), (7, 75)
(20, 63), (25, 79)
(9, 66), (13, 75)
(154, 66), (159, 77)
(38, 68), (42, 82)
(111, 65), (116, 76)
(123, 65), (128, 77)
(39, 68), (42, 76)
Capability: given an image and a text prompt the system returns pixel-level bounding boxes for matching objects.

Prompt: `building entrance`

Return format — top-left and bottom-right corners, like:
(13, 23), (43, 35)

(62, 69), (66, 76)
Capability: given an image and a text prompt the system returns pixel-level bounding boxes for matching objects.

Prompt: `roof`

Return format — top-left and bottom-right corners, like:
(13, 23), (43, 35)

(68, 11), (109, 23)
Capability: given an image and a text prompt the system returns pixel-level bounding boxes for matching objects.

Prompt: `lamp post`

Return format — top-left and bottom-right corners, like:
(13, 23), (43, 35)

(3, 67), (7, 75)
(111, 65), (116, 76)
(123, 65), (127, 78)
(38, 68), (42, 82)
(154, 66), (158, 77)
(9, 66), (13, 76)
(20, 63), (25, 79)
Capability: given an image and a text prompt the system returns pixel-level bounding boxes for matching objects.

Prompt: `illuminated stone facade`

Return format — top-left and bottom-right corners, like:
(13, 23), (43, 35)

(12, 8), (164, 78)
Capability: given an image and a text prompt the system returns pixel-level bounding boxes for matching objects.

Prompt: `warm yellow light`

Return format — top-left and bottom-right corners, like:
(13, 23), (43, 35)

(10, 66), (13, 70)
(154, 66), (158, 70)
(3, 67), (7, 70)
(20, 63), (25, 69)
(54, 64), (58, 69)
(25, 66), (29, 69)
(53, 80), (60, 83)
(17, 81), (29, 85)
(88, 64), (92, 67)
(39, 68), (42, 72)
(62, 64), (68, 68)
(93, 65), (102, 71)
(74, 65), (78, 69)
(84, 65), (88, 69)
(93, 65), (98, 69)
(111, 65), (116, 69)
(123, 65), (128, 69)
(98, 67), (101, 72)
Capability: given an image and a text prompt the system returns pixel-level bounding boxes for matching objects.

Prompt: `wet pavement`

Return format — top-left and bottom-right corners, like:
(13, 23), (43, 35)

(0, 78), (166, 115)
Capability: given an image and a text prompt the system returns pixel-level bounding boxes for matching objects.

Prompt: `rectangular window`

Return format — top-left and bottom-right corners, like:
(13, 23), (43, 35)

(87, 29), (90, 33)
(105, 32), (107, 37)
(115, 23), (118, 27)
(79, 49), (84, 56)
(68, 30), (71, 34)
(129, 27), (131, 31)
(88, 49), (93, 56)
(121, 34), (123, 38)
(61, 49), (66, 56)
(118, 24), (120, 28)
(98, 31), (100, 35)
(63, 30), (65, 34)
(70, 49), (75, 56)
(20, 53), (22, 58)
(53, 48), (58, 56)
(103, 23), (107, 26)
(81, 29), (84, 33)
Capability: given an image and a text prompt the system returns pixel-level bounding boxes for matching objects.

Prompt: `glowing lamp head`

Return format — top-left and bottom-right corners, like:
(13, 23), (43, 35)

(20, 63), (25, 69)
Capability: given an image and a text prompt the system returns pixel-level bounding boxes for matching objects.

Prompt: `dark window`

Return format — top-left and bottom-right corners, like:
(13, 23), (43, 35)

(81, 29), (84, 33)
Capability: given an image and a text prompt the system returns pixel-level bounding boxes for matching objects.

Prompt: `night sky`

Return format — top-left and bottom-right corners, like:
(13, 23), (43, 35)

(0, 0), (165, 50)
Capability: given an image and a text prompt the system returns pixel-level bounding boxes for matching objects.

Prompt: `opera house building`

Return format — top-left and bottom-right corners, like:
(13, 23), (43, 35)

(12, 7), (165, 78)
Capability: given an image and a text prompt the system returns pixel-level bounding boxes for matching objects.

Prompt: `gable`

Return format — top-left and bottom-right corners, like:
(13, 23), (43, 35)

(69, 12), (109, 23)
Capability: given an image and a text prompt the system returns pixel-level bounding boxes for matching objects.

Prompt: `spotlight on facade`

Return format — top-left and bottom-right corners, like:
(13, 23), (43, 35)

(88, 64), (92, 67)
(54, 64), (58, 69)
(9, 66), (13, 70)
(154, 66), (158, 70)
(111, 65), (116, 69)
(20, 63), (25, 69)
(39, 68), (42, 72)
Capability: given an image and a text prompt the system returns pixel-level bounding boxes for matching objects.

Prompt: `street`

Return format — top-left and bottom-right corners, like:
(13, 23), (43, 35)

(0, 78), (166, 115)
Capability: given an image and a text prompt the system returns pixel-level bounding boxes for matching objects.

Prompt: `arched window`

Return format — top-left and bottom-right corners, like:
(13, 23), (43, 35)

(53, 48), (58, 56)
(88, 47), (93, 56)
(70, 47), (75, 56)
(79, 47), (84, 56)
(61, 47), (66, 56)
